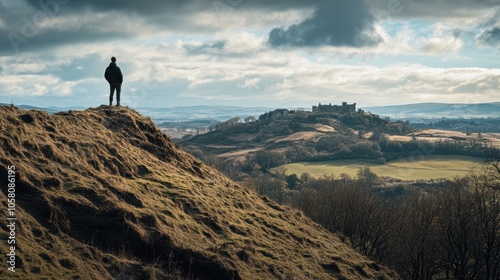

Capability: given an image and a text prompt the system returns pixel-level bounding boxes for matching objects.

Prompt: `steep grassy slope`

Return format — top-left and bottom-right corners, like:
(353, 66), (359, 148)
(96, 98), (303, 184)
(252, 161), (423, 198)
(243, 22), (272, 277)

(0, 105), (397, 280)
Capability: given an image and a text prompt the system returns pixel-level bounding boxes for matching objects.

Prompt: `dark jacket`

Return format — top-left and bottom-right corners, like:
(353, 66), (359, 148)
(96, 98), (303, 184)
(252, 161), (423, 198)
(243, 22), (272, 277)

(104, 62), (123, 84)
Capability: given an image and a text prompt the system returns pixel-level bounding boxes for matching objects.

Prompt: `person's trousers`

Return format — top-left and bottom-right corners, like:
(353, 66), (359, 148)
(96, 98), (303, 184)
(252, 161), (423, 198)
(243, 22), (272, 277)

(109, 83), (121, 104)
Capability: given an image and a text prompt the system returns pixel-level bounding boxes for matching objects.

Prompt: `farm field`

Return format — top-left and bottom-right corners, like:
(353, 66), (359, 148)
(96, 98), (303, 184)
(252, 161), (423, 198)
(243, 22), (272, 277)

(276, 155), (484, 180)
(386, 129), (500, 147)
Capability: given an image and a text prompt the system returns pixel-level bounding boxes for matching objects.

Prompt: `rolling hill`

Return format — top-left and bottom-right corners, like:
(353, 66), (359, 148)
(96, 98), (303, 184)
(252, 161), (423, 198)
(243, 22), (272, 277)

(182, 108), (414, 164)
(0, 105), (396, 279)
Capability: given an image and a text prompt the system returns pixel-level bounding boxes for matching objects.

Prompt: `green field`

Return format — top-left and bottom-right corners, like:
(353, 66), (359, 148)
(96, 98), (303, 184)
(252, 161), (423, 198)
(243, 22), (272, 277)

(276, 155), (483, 180)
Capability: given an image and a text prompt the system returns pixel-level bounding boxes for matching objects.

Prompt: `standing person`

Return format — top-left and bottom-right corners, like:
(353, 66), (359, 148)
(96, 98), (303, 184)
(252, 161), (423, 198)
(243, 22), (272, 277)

(104, 56), (123, 106)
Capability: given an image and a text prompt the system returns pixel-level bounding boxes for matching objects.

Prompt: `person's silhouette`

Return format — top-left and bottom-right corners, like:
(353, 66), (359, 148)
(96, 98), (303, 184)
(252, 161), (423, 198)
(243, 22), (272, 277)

(104, 57), (123, 106)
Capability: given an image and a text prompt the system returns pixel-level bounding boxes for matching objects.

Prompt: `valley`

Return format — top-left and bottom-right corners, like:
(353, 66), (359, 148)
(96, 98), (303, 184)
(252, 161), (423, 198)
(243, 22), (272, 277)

(179, 104), (500, 279)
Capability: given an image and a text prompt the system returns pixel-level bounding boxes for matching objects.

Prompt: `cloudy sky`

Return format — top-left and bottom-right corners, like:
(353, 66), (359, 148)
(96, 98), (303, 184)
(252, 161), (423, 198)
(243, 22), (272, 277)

(0, 0), (499, 109)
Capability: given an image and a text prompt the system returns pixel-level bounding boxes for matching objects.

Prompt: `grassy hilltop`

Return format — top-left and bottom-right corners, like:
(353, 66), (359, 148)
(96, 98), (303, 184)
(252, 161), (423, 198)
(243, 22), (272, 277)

(0, 105), (396, 280)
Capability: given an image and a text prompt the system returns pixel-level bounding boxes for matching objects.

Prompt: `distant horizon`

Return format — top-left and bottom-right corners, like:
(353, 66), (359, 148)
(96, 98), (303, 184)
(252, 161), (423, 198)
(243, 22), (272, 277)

(3, 101), (500, 111)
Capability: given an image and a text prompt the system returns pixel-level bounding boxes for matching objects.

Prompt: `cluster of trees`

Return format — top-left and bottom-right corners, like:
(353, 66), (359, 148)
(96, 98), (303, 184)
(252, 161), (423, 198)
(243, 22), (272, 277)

(412, 118), (500, 133)
(208, 117), (243, 132)
(189, 133), (488, 173)
(245, 136), (490, 173)
(377, 134), (489, 161)
(207, 116), (258, 132)
(290, 158), (500, 279)
(256, 109), (414, 134)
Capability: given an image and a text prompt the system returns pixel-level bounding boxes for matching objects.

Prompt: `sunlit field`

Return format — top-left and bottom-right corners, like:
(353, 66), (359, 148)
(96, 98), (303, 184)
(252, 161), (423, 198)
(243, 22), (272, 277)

(277, 155), (484, 180)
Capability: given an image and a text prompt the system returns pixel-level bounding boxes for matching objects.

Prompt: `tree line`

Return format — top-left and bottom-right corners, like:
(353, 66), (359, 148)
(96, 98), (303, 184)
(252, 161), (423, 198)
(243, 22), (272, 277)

(288, 152), (500, 279)
(246, 135), (490, 173)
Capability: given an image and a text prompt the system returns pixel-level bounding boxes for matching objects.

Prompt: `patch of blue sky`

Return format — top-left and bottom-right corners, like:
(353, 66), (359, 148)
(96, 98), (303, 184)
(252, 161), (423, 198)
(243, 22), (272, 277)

(380, 18), (434, 37)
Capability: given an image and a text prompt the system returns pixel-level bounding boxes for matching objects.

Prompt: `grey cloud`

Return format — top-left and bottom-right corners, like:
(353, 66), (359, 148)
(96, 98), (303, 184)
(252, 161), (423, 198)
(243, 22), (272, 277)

(24, 0), (187, 15)
(0, 0), (192, 54)
(369, 0), (500, 18)
(2, 0), (258, 54)
(0, 1), (119, 54)
(476, 8), (500, 48)
(184, 41), (226, 56)
(268, 0), (381, 47)
(239, 0), (327, 10)
(2, 0), (498, 54)
(24, 0), (499, 17)
(26, 0), (327, 14)
(480, 27), (500, 47)
(0, 26), (126, 55)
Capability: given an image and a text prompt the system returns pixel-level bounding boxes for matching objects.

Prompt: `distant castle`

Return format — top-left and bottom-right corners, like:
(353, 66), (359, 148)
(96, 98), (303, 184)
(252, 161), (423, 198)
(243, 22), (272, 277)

(312, 102), (360, 114)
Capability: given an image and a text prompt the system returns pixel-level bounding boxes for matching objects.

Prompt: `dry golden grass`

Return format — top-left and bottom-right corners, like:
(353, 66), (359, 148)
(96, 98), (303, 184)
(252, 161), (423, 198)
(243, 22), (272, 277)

(0, 105), (397, 280)
(218, 148), (264, 163)
(275, 132), (325, 143)
(314, 124), (335, 133)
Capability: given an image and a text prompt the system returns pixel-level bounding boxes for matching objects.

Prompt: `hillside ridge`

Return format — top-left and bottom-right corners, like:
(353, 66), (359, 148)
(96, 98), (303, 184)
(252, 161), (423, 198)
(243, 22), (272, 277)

(182, 108), (413, 164)
(0, 105), (396, 279)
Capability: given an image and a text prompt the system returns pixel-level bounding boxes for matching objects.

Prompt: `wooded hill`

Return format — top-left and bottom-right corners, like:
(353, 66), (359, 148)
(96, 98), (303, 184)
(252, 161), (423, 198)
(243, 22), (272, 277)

(184, 109), (409, 156)
(182, 109), (488, 173)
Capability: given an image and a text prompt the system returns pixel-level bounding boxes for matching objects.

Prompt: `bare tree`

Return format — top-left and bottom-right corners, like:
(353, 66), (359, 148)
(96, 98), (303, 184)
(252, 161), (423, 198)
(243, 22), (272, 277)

(288, 167), (500, 279)
(436, 181), (483, 279)
(484, 147), (500, 189)
(357, 167), (378, 188)
(391, 194), (441, 279)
